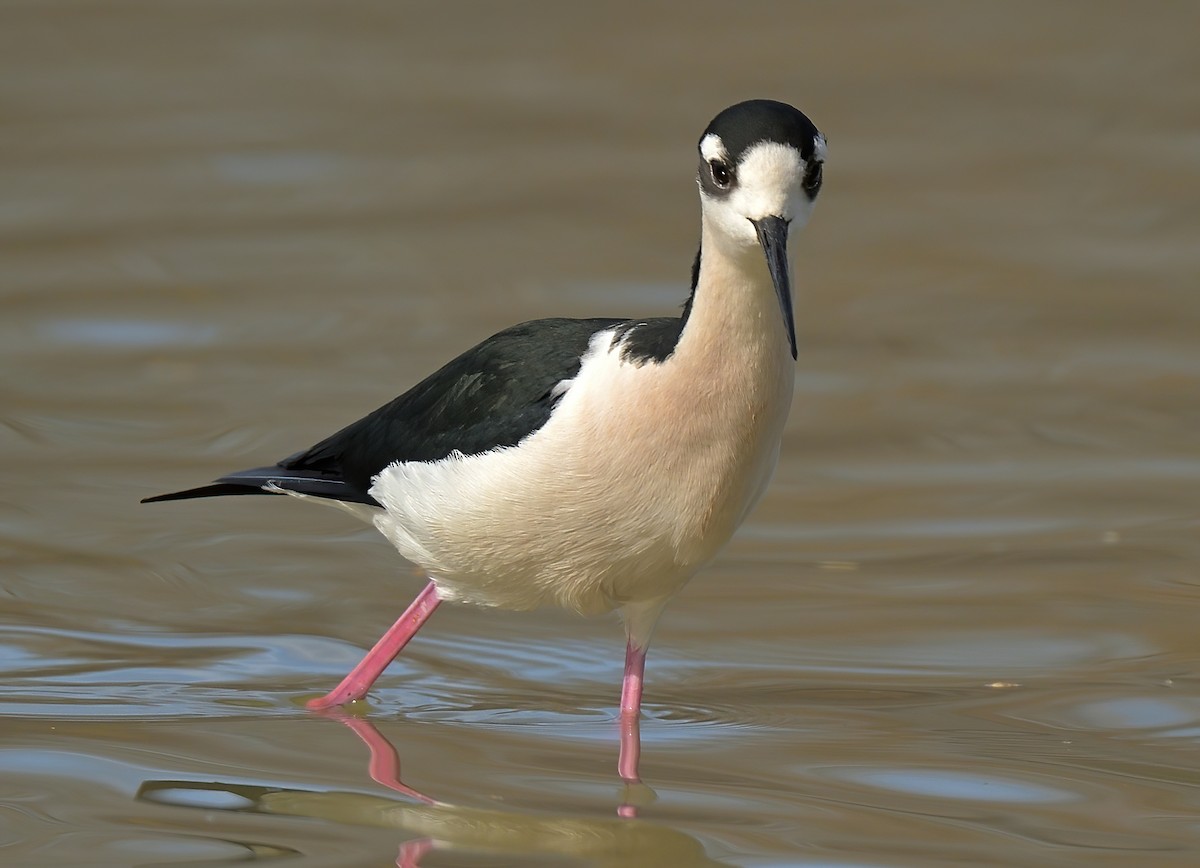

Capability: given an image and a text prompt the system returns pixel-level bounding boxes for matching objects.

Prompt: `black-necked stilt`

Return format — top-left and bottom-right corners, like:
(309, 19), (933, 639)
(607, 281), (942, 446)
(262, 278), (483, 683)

(144, 99), (826, 781)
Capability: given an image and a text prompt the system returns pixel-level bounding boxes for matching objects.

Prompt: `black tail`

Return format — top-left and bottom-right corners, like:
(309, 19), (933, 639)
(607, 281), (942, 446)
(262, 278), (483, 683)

(140, 465), (379, 506)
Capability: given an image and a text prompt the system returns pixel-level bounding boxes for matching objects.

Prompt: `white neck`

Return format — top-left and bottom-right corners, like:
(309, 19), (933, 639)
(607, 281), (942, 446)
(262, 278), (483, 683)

(654, 212), (797, 538)
(675, 214), (796, 375)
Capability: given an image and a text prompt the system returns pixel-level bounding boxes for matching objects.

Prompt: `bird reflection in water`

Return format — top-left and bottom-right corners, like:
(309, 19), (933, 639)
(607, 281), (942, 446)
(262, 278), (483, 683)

(315, 708), (657, 820)
(136, 713), (730, 867)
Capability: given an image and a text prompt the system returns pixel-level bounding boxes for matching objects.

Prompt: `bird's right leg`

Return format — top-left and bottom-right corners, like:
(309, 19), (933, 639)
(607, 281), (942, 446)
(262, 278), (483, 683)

(307, 580), (442, 710)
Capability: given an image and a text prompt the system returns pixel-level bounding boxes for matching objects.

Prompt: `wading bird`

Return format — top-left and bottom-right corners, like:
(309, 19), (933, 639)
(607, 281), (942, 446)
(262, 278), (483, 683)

(144, 99), (826, 781)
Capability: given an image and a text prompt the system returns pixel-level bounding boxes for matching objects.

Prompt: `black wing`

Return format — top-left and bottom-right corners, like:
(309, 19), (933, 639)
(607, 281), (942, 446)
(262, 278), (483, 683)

(142, 317), (627, 507)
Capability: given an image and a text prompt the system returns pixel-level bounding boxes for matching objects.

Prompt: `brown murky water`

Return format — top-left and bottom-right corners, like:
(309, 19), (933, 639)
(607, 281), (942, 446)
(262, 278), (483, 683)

(3, 2), (1199, 865)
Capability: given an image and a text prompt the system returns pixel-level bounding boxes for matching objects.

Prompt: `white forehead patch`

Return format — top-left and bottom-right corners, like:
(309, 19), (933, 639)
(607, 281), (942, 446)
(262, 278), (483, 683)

(724, 141), (807, 222)
(699, 133), (729, 164)
(738, 141), (804, 190)
(813, 133), (828, 163)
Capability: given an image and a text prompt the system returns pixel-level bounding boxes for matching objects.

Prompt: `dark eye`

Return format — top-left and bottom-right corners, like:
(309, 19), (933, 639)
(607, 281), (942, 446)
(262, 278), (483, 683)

(709, 160), (732, 188)
(803, 161), (823, 196)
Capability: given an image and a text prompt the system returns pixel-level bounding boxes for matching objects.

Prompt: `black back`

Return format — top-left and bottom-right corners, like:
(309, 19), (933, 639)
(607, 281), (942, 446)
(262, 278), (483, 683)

(144, 316), (658, 506)
(283, 317), (625, 497)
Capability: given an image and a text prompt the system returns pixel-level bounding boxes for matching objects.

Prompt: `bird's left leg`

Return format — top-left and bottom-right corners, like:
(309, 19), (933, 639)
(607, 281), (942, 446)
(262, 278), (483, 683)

(616, 597), (669, 782)
(618, 639), (648, 782)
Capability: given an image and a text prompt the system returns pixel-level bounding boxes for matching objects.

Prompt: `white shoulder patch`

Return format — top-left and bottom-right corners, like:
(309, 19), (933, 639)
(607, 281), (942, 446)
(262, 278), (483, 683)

(549, 378), (573, 401)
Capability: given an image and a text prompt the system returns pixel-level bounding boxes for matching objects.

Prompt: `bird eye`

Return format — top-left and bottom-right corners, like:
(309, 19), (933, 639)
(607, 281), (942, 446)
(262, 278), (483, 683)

(709, 160), (732, 188)
(803, 161), (823, 196)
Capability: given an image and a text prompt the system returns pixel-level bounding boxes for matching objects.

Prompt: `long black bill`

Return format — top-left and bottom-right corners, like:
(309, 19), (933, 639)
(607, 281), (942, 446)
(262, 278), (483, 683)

(752, 216), (797, 360)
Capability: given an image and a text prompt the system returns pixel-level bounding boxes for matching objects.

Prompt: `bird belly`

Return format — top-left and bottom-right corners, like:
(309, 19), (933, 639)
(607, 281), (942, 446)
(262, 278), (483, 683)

(369, 441), (698, 615)
(369, 333), (794, 616)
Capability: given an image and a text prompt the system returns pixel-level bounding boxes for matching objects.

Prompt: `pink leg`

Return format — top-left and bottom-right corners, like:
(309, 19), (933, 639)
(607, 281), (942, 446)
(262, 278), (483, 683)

(307, 580), (441, 710)
(617, 640), (647, 783)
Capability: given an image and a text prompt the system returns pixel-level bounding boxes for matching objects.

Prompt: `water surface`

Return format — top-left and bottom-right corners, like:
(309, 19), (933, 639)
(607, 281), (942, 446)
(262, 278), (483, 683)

(3, 2), (1199, 865)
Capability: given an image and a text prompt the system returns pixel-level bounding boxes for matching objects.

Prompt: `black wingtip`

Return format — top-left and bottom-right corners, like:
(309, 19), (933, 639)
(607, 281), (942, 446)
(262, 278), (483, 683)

(140, 466), (380, 507)
(140, 483), (269, 504)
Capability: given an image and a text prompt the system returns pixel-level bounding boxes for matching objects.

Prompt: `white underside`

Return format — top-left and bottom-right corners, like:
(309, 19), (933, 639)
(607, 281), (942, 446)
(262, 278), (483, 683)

(367, 315), (794, 642)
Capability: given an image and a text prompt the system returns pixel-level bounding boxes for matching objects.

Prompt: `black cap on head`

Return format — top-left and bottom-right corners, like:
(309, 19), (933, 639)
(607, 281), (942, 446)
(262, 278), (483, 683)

(700, 100), (822, 163)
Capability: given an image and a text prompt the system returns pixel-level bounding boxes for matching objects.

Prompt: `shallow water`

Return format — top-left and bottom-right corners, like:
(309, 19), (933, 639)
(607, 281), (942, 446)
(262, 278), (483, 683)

(3, 2), (1200, 865)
